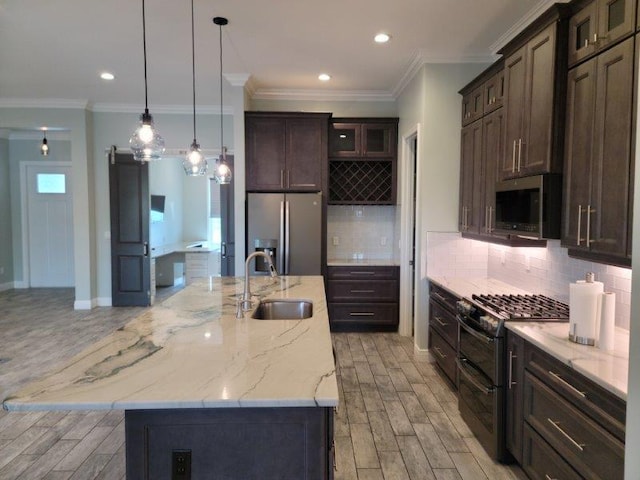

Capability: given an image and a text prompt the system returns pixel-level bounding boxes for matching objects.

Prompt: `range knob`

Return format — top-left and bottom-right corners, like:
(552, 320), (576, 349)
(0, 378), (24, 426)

(456, 300), (475, 315)
(479, 315), (499, 333)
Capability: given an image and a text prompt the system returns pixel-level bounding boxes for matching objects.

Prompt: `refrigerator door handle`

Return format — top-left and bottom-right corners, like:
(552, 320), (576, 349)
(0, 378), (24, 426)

(279, 200), (286, 274)
(284, 200), (291, 274)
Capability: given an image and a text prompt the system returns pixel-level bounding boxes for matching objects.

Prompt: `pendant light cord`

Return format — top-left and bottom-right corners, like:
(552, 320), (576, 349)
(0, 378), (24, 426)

(191, 0), (197, 142)
(142, 0), (149, 114)
(219, 21), (224, 153)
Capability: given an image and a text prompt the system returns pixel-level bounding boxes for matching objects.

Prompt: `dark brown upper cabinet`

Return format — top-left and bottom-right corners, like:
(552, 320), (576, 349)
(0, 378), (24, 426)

(329, 121), (396, 158)
(461, 85), (484, 126)
(459, 120), (483, 234)
(245, 112), (330, 192)
(483, 69), (504, 114)
(568, 0), (636, 67)
(500, 6), (569, 181)
(563, 36), (635, 266)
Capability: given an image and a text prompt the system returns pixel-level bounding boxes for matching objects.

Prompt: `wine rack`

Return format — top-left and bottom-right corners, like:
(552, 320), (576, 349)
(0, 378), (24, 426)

(329, 160), (394, 204)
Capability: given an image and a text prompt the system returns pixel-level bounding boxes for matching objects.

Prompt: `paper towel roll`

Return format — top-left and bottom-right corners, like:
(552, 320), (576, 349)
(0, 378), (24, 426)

(569, 280), (603, 345)
(598, 292), (616, 351)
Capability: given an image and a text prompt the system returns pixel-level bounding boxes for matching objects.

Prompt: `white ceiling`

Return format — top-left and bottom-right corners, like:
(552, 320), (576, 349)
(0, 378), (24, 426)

(0, 0), (561, 109)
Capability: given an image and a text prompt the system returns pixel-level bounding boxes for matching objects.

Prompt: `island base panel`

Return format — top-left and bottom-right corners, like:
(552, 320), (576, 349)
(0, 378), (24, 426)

(125, 407), (334, 480)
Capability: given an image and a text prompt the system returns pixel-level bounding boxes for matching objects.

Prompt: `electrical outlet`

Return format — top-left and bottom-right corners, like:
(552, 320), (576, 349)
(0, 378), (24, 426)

(172, 450), (192, 480)
(332, 236), (339, 246)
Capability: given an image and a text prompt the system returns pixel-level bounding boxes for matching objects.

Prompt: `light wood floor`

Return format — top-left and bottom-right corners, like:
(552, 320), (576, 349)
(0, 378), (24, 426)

(0, 288), (526, 480)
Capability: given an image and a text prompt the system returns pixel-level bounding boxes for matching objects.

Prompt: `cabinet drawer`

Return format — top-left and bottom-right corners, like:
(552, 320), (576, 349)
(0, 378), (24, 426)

(525, 343), (625, 441)
(428, 299), (457, 348)
(329, 303), (398, 326)
(428, 282), (459, 313)
(524, 371), (624, 480)
(522, 422), (583, 480)
(327, 279), (398, 302)
(429, 327), (457, 386)
(327, 265), (398, 280)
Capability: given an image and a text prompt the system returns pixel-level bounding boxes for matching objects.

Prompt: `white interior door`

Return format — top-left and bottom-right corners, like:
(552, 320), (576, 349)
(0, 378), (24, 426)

(26, 164), (74, 287)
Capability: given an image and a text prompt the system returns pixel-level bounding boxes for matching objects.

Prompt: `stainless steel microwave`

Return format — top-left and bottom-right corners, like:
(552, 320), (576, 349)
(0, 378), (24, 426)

(494, 174), (561, 239)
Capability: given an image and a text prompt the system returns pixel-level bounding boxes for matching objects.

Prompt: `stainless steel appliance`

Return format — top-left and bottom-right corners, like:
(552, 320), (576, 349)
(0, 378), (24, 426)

(456, 294), (569, 461)
(247, 192), (322, 275)
(494, 174), (562, 239)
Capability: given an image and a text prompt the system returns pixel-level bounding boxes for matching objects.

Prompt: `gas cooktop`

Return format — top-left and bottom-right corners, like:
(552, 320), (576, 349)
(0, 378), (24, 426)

(471, 293), (570, 321)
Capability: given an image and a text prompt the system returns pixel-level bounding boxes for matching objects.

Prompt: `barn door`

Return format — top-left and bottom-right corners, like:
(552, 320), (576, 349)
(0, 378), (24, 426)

(109, 148), (150, 306)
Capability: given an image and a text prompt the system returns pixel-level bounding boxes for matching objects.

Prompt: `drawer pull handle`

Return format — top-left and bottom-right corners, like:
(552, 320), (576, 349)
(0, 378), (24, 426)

(432, 292), (449, 304)
(508, 350), (517, 389)
(547, 419), (585, 451)
(548, 371), (586, 398)
(545, 475), (558, 480)
(350, 290), (375, 293)
(434, 316), (448, 327)
(349, 271), (375, 275)
(433, 346), (446, 359)
(350, 312), (375, 316)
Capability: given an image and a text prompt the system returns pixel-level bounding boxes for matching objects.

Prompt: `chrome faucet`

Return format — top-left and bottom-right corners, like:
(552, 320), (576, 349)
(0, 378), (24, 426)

(237, 251), (278, 317)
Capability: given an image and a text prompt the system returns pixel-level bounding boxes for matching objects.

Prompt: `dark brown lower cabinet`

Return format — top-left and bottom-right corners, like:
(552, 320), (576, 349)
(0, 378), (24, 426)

(508, 333), (626, 480)
(428, 282), (460, 387)
(126, 407), (334, 480)
(327, 266), (399, 330)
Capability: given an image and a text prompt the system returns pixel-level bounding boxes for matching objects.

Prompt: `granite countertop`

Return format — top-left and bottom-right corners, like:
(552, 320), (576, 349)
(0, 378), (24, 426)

(3, 276), (338, 411)
(428, 275), (629, 400)
(327, 258), (399, 266)
(506, 322), (629, 400)
(151, 241), (215, 258)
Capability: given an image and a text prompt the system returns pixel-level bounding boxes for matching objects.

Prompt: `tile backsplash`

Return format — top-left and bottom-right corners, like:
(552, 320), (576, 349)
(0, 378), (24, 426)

(426, 232), (632, 329)
(327, 205), (397, 261)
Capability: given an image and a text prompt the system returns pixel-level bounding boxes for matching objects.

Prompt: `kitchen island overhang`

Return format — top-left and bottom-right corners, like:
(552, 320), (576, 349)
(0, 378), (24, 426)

(3, 276), (338, 479)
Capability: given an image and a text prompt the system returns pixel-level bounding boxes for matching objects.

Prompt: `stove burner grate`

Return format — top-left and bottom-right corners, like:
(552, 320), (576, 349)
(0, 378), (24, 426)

(471, 293), (569, 321)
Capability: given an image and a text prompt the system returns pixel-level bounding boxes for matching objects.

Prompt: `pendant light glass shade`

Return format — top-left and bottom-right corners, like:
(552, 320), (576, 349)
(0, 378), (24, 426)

(212, 16), (232, 185)
(40, 132), (49, 156)
(129, 0), (164, 162)
(183, 0), (207, 176)
(183, 141), (207, 176)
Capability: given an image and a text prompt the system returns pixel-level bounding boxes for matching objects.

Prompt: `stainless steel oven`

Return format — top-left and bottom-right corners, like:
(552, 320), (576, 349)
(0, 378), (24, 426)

(456, 294), (569, 463)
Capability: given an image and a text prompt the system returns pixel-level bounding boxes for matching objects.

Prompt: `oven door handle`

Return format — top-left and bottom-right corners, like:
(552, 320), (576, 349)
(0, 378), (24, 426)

(456, 315), (494, 344)
(457, 358), (494, 395)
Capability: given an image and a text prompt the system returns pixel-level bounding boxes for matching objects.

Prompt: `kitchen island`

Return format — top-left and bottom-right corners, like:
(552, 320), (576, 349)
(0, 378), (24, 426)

(3, 276), (338, 479)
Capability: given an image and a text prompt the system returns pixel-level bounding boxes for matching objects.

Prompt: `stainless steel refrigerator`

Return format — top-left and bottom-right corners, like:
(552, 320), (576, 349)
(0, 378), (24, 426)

(247, 192), (322, 275)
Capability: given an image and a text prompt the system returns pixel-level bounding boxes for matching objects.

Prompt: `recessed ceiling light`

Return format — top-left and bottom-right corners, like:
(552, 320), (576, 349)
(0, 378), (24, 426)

(374, 33), (391, 43)
(318, 73), (331, 82)
(100, 72), (115, 80)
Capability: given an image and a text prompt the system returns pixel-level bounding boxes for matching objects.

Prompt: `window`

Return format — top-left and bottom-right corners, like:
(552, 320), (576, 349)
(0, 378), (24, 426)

(37, 173), (66, 194)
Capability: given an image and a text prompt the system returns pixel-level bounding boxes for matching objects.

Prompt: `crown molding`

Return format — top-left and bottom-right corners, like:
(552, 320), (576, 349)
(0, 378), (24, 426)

(91, 103), (235, 115)
(224, 73), (251, 87)
(490, 0), (569, 53)
(105, 146), (235, 157)
(9, 130), (71, 141)
(0, 98), (89, 109)
(251, 88), (395, 102)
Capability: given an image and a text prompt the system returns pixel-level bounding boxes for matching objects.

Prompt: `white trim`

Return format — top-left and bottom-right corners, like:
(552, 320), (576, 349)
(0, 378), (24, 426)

(0, 129), (11, 139)
(392, 52), (426, 100)
(0, 281), (13, 292)
(74, 299), (95, 310)
(13, 281), (28, 289)
(251, 88), (395, 102)
(96, 297), (112, 307)
(0, 98), (89, 109)
(413, 346), (430, 359)
(490, 0), (570, 53)
(91, 103), (235, 115)
(224, 73), (251, 87)
(398, 123), (420, 338)
(9, 131), (71, 141)
(20, 161), (74, 291)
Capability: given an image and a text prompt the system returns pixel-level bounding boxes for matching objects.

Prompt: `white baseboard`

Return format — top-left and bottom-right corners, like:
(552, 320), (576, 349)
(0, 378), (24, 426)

(96, 297), (112, 307)
(74, 299), (95, 310)
(414, 345), (430, 358)
(13, 281), (28, 289)
(0, 281), (14, 292)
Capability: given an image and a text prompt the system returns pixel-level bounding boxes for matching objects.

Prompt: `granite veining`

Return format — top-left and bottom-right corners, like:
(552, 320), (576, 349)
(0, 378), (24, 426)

(3, 276), (338, 411)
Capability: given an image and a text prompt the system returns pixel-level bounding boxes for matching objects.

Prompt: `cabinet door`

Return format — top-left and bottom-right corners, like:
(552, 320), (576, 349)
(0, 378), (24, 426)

(459, 121), (482, 233)
(505, 331), (525, 464)
(590, 37), (634, 257)
(501, 46), (527, 180)
(563, 59), (597, 250)
(481, 109), (503, 235)
(362, 123), (396, 157)
(521, 23), (557, 177)
(462, 86), (484, 126)
(246, 117), (287, 191)
(329, 123), (361, 157)
(597, 0), (636, 50)
(568, 0), (598, 66)
(286, 118), (324, 191)
(484, 70), (504, 113)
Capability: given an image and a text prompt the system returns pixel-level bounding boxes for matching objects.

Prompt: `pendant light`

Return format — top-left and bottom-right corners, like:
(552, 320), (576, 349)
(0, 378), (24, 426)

(40, 130), (49, 156)
(129, 0), (165, 162)
(212, 16), (232, 185)
(182, 0), (207, 176)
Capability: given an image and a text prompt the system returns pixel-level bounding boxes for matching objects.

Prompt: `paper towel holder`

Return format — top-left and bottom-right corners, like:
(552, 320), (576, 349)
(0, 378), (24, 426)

(568, 271), (599, 346)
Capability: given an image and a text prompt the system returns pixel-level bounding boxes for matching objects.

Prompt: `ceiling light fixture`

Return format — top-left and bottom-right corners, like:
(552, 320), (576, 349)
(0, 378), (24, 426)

(318, 73), (331, 81)
(374, 32), (391, 43)
(129, 0), (164, 162)
(100, 72), (115, 80)
(41, 129), (49, 156)
(212, 16), (232, 185)
(183, 0), (207, 176)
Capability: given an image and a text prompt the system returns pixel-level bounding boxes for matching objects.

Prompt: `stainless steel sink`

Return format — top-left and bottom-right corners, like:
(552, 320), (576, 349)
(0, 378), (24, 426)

(251, 299), (313, 320)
